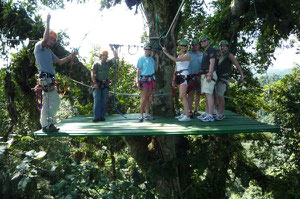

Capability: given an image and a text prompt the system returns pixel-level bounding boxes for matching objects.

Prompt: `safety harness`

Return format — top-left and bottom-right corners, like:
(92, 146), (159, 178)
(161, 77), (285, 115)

(32, 54), (75, 110)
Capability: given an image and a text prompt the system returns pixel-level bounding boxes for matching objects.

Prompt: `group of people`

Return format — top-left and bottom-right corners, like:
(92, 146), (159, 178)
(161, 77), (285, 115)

(34, 13), (244, 133)
(162, 35), (244, 122)
(133, 34), (244, 123)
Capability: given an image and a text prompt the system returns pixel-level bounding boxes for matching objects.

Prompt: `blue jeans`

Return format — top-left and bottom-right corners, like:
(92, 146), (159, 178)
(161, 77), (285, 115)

(93, 87), (109, 119)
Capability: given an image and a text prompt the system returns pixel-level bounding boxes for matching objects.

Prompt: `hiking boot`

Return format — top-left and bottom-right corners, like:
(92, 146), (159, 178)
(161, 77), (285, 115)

(42, 124), (59, 133)
(215, 114), (226, 121)
(178, 115), (191, 122)
(200, 114), (215, 122)
(145, 114), (154, 120)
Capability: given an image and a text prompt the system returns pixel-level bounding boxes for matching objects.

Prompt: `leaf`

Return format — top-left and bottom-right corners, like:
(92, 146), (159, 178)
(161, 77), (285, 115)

(30, 169), (37, 175)
(18, 177), (30, 191)
(11, 172), (21, 181)
(6, 138), (14, 148)
(0, 145), (7, 155)
(51, 165), (57, 172)
(34, 151), (47, 159)
(25, 150), (36, 157)
(21, 136), (34, 140)
(16, 162), (29, 171)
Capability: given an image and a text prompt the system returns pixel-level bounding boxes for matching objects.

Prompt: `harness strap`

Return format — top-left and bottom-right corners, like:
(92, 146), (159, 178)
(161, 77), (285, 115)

(139, 74), (155, 101)
(186, 71), (202, 94)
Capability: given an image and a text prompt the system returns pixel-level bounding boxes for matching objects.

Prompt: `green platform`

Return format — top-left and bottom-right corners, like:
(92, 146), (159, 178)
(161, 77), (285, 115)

(33, 111), (279, 137)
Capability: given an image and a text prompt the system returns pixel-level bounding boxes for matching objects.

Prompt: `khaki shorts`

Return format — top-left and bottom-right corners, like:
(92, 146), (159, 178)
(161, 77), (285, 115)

(216, 79), (229, 96)
(201, 71), (217, 95)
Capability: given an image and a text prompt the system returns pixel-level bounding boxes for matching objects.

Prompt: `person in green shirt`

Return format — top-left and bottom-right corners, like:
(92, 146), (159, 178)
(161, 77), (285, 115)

(91, 45), (118, 122)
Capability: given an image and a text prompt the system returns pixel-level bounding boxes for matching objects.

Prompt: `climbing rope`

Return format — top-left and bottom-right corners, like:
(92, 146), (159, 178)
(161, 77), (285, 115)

(55, 54), (75, 96)
(148, 0), (186, 50)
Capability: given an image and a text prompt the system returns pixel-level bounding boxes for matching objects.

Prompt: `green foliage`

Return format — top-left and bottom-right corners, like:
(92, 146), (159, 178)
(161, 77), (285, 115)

(107, 59), (140, 114)
(1, 0), (300, 198)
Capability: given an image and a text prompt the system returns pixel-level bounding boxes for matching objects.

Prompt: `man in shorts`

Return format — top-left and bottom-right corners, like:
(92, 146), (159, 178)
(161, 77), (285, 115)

(215, 40), (244, 120)
(197, 35), (217, 122)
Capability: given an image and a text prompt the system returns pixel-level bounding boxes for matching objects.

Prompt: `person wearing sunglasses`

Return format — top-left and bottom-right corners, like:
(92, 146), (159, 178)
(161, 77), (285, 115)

(163, 39), (191, 122)
(197, 34), (218, 122)
(135, 43), (159, 122)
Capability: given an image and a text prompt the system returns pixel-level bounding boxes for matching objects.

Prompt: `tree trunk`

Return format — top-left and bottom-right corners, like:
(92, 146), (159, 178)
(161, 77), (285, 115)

(123, 1), (188, 198)
(142, 0), (182, 117)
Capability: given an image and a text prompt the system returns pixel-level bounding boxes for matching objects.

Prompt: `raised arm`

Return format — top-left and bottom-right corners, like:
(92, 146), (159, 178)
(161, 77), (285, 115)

(229, 53), (244, 82)
(41, 13), (51, 47)
(162, 47), (190, 62)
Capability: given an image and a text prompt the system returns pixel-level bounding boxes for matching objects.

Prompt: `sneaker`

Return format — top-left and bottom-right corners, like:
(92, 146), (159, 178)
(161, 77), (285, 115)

(145, 114), (154, 120)
(178, 115), (191, 122)
(200, 114), (215, 122)
(42, 124), (59, 133)
(93, 118), (101, 122)
(175, 114), (184, 119)
(215, 114), (226, 121)
(138, 116), (144, 122)
(197, 112), (208, 120)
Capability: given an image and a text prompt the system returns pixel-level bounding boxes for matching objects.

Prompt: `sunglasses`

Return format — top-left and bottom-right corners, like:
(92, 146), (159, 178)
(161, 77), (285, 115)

(144, 48), (152, 51)
(200, 40), (207, 43)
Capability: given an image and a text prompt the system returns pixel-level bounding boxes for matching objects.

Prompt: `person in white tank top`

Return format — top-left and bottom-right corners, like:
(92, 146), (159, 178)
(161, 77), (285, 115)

(163, 39), (191, 122)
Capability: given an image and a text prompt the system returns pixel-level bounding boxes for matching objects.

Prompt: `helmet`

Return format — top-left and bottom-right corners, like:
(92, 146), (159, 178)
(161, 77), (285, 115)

(199, 34), (209, 41)
(179, 39), (189, 46)
(213, 46), (220, 51)
(101, 51), (108, 55)
(144, 43), (152, 49)
(49, 30), (57, 39)
(219, 40), (229, 46)
(191, 38), (199, 44)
